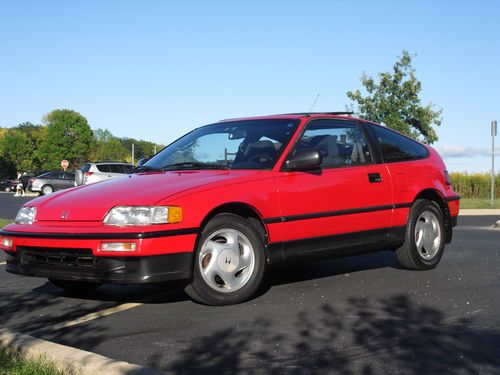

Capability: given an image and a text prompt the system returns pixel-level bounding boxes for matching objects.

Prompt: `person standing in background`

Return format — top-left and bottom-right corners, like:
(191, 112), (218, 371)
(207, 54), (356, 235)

(19, 172), (29, 196)
(14, 172), (22, 196)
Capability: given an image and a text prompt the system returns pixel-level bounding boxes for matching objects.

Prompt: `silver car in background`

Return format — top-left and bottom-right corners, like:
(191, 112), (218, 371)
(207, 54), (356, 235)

(75, 162), (135, 185)
(28, 171), (76, 195)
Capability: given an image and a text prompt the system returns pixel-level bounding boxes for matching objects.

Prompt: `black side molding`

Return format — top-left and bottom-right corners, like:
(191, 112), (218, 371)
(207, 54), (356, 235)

(0, 228), (199, 240)
(263, 203), (412, 224)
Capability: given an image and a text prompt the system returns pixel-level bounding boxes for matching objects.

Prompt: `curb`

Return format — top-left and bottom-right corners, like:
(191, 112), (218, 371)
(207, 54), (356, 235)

(0, 328), (163, 375)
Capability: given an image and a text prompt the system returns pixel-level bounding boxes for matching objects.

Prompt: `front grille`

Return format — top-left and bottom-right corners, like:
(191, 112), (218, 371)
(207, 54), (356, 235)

(18, 246), (97, 268)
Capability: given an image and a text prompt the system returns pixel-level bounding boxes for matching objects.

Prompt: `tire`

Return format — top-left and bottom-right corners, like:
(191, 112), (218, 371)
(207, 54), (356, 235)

(41, 185), (54, 195)
(396, 199), (446, 270)
(49, 279), (102, 292)
(185, 213), (266, 305)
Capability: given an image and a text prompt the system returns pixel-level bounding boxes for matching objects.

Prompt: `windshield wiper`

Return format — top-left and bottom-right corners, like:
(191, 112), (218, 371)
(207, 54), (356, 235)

(129, 165), (164, 174)
(163, 162), (229, 171)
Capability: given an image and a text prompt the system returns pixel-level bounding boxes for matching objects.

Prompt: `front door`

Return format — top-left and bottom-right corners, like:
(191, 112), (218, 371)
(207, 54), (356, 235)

(273, 119), (393, 259)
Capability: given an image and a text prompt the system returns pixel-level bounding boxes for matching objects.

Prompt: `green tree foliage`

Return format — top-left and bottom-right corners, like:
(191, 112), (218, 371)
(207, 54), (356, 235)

(17, 122), (47, 171)
(119, 137), (163, 162)
(0, 128), (33, 172)
(92, 129), (130, 162)
(0, 109), (163, 173)
(347, 50), (442, 144)
(0, 123), (46, 176)
(39, 109), (94, 169)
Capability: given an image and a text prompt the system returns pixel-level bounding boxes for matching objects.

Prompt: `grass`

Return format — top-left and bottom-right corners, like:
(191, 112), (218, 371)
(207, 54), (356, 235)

(460, 198), (500, 209)
(0, 348), (63, 375)
(0, 218), (13, 228)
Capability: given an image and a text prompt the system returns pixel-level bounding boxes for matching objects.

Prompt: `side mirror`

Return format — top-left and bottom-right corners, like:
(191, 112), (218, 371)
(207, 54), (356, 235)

(137, 158), (148, 167)
(285, 149), (322, 170)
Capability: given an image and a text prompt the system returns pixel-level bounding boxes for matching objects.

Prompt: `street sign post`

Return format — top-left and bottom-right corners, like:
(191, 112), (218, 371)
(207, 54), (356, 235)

(61, 159), (69, 171)
(492, 121), (497, 208)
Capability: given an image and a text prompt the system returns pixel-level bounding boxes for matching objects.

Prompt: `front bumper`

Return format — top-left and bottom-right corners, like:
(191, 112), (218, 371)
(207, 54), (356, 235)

(0, 227), (198, 284)
(4, 248), (193, 283)
(28, 184), (41, 192)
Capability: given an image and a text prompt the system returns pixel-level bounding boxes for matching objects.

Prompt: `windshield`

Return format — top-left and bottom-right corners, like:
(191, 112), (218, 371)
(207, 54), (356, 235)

(144, 119), (299, 171)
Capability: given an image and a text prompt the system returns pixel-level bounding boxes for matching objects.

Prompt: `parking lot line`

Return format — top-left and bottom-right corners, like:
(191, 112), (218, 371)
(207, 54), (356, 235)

(30, 302), (143, 334)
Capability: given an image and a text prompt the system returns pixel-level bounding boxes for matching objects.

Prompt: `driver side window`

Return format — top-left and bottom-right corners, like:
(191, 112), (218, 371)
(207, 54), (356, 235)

(295, 120), (373, 169)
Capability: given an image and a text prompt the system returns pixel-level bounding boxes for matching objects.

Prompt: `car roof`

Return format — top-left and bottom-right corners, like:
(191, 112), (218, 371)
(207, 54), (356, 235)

(218, 112), (361, 123)
(88, 162), (134, 165)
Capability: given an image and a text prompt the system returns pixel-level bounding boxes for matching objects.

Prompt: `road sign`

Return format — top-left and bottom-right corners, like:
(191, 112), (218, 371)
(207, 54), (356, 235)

(61, 159), (69, 171)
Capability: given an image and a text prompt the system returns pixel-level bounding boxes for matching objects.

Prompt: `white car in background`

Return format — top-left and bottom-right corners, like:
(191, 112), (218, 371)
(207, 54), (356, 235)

(75, 162), (135, 185)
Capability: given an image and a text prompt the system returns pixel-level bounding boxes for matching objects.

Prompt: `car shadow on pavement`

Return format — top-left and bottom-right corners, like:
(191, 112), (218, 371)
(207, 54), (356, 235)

(162, 294), (500, 374)
(35, 280), (191, 305)
(263, 250), (404, 290)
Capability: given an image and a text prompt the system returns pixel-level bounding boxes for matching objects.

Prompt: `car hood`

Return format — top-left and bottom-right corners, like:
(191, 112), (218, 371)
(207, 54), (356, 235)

(31, 170), (258, 221)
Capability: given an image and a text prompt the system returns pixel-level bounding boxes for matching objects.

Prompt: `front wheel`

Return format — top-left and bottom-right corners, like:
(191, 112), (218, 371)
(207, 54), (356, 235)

(41, 185), (54, 195)
(49, 279), (102, 292)
(185, 214), (266, 305)
(396, 199), (445, 270)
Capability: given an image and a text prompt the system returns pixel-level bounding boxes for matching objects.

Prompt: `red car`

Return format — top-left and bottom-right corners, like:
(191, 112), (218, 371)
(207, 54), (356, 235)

(0, 113), (460, 305)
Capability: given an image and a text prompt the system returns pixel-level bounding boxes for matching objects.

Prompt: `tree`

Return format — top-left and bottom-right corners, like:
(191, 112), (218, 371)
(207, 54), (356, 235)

(16, 122), (47, 171)
(0, 129), (33, 173)
(91, 129), (129, 162)
(39, 109), (94, 169)
(119, 137), (163, 162)
(347, 50), (442, 144)
(0, 123), (47, 175)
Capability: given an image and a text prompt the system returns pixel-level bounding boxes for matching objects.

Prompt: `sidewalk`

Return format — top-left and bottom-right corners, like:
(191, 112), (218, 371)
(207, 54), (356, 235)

(459, 209), (500, 216)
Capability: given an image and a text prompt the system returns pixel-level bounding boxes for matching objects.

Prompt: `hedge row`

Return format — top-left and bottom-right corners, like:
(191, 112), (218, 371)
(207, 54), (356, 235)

(450, 172), (500, 199)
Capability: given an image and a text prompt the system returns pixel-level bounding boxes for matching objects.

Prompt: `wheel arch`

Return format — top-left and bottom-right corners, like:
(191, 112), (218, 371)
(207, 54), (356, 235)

(197, 202), (271, 261)
(413, 189), (452, 243)
(200, 202), (268, 239)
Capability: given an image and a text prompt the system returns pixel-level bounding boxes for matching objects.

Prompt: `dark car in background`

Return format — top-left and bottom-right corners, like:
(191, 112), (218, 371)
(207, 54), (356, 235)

(28, 171), (76, 195)
(0, 179), (16, 192)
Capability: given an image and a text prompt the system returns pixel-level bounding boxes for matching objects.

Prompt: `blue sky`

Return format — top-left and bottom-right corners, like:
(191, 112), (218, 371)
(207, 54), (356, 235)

(1, 0), (499, 172)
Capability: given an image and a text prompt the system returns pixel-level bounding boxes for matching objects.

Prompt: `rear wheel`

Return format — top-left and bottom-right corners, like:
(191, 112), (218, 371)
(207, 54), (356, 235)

(396, 199), (445, 270)
(49, 279), (102, 292)
(41, 185), (54, 195)
(185, 214), (266, 305)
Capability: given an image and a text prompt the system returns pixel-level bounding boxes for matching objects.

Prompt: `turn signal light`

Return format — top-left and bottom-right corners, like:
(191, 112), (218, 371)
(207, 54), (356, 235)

(167, 206), (183, 223)
(100, 242), (136, 252)
(1, 237), (13, 249)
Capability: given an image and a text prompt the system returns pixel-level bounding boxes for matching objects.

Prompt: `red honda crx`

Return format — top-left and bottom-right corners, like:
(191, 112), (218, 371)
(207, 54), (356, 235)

(0, 113), (460, 305)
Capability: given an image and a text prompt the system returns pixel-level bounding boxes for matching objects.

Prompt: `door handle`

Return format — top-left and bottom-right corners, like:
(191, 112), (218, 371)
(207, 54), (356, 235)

(368, 173), (382, 183)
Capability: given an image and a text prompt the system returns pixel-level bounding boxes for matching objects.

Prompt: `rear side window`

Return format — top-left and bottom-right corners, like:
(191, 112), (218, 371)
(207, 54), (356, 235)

(369, 124), (429, 162)
(96, 164), (111, 173)
(109, 165), (126, 173)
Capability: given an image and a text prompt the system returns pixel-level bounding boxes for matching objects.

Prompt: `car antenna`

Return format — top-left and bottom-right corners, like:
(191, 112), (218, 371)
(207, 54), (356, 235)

(308, 93), (319, 113)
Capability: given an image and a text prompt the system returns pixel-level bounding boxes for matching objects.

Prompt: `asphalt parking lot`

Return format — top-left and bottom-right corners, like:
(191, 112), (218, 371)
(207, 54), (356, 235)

(1, 191), (499, 374)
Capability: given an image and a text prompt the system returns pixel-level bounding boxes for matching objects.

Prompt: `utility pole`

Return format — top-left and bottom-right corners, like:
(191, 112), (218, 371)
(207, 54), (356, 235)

(492, 120), (497, 208)
(132, 143), (135, 165)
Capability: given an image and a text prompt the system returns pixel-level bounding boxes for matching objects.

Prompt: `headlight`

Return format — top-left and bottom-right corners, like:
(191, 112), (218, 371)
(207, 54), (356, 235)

(15, 207), (37, 225)
(103, 206), (182, 226)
